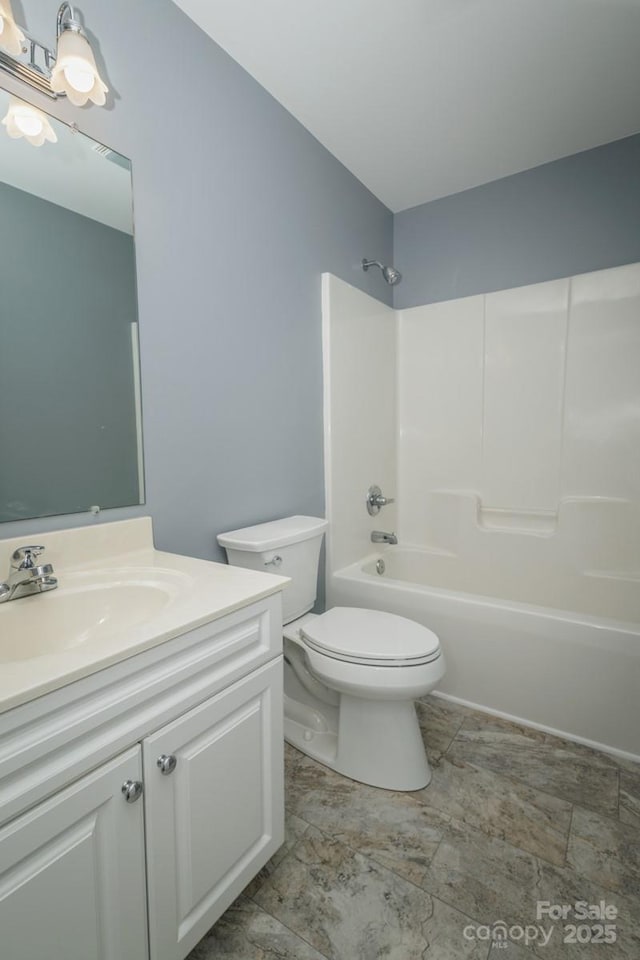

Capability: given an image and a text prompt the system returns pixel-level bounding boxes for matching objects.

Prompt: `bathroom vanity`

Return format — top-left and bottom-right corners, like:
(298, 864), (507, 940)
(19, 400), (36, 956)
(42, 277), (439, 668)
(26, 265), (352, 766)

(0, 519), (288, 960)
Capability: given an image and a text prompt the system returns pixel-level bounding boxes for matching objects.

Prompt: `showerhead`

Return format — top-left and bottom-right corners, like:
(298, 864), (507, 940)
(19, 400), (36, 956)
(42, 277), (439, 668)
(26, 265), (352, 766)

(382, 264), (402, 285)
(362, 258), (402, 286)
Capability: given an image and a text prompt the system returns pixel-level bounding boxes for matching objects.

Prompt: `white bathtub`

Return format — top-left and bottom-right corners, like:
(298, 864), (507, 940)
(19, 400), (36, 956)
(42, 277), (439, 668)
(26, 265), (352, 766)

(328, 547), (640, 759)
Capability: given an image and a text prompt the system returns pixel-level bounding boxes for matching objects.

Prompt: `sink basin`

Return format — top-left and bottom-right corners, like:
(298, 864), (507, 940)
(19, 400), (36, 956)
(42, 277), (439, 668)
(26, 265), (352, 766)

(0, 571), (182, 662)
(0, 517), (288, 715)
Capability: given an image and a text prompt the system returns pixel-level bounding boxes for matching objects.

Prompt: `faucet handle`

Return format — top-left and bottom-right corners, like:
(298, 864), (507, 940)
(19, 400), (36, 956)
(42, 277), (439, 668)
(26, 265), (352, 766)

(11, 545), (46, 569)
(366, 485), (395, 516)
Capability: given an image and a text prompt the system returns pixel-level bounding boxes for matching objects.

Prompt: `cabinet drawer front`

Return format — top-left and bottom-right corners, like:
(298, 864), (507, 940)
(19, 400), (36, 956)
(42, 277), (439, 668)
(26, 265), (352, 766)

(0, 746), (147, 960)
(143, 658), (284, 960)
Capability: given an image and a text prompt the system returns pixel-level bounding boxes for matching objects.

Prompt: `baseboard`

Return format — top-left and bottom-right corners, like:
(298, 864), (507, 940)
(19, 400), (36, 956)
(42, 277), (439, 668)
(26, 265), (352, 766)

(430, 689), (640, 765)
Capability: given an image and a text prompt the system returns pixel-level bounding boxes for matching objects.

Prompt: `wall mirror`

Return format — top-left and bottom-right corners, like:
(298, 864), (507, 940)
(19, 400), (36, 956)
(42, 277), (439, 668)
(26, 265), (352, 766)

(0, 87), (144, 523)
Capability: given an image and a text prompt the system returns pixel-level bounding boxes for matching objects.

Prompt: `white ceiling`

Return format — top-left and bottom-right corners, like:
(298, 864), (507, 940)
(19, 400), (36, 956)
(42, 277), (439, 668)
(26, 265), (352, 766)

(173, 0), (640, 212)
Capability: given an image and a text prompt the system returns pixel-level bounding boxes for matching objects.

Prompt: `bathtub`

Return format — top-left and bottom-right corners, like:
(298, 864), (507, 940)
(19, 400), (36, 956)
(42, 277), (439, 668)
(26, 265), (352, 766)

(328, 547), (640, 759)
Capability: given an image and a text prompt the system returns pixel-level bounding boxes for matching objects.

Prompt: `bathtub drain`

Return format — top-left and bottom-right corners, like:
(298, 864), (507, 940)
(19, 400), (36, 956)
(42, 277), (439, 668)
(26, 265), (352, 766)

(376, 559), (385, 576)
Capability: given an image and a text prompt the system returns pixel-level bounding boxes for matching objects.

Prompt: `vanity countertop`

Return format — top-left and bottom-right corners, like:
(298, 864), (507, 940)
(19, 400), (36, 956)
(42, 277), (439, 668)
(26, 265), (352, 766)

(0, 518), (288, 714)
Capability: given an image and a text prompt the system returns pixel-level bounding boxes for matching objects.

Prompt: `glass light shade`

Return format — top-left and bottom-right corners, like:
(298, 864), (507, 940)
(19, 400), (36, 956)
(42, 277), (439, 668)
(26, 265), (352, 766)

(62, 56), (95, 93)
(2, 96), (58, 147)
(51, 29), (108, 107)
(0, 0), (25, 56)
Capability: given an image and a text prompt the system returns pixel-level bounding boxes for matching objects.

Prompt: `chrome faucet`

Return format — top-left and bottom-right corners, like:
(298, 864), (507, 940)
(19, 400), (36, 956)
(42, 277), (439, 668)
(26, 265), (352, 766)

(0, 545), (58, 603)
(371, 530), (398, 545)
(366, 485), (395, 516)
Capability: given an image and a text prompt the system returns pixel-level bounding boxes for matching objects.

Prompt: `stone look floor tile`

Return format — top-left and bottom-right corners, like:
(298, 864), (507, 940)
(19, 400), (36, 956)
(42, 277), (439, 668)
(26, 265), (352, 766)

(285, 755), (449, 887)
(421, 817), (542, 923)
(254, 825), (487, 960)
(421, 816), (640, 959)
(566, 806), (640, 898)
(530, 858), (640, 960)
(417, 894), (494, 960)
(284, 748), (347, 813)
(619, 764), (640, 827)
(284, 742), (303, 778)
(416, 695), (471, 764)
(412, 756), (573, 866)
(488, 944), (533, 958)
(243, 814), (310, 899)
(187, 896), (329, 960)
(448, 714), (620, 817)
(189, 714), (640, 960)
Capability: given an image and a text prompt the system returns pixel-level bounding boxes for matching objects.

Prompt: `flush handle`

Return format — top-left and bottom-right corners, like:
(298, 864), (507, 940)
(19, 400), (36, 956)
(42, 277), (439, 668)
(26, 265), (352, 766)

(157, 754), (177, 776)
(264, 555), (283, 568)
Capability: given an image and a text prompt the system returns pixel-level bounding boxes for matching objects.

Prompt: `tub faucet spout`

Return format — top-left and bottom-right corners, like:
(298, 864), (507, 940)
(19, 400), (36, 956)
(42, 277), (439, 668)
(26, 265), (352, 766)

(371, 530), (398, 545)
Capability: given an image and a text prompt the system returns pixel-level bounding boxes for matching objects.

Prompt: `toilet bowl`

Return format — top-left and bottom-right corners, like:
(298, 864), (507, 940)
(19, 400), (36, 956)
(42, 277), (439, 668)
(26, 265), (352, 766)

(217, 516), (445, 791)
(285, 607), (444, 789)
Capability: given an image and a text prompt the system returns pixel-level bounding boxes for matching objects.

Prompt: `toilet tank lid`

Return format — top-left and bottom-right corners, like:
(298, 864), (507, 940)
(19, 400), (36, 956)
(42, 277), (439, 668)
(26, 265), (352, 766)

(217, 515), (328, 552)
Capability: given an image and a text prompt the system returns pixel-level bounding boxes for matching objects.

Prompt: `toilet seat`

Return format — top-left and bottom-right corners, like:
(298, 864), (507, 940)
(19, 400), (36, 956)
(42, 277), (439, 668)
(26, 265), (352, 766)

(300, 606), (441, 667)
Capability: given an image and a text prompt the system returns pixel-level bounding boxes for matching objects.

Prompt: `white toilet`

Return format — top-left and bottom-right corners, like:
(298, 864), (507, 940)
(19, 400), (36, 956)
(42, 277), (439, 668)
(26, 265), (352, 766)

(217, 516), (445, 790)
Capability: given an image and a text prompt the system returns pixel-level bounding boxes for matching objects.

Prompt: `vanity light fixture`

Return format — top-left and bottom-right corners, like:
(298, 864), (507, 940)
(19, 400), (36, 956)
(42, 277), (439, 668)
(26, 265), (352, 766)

(0, 0), (25, 57)
(51, 3), (107, 106)
(1, 94), (57, 145)
(0, 3), (107, 105)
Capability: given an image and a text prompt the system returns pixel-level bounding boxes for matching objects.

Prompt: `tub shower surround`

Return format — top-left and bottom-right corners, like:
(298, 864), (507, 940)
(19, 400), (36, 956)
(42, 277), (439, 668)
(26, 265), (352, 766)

(322, 264), (640, 757)
(187, 697), (640, 960)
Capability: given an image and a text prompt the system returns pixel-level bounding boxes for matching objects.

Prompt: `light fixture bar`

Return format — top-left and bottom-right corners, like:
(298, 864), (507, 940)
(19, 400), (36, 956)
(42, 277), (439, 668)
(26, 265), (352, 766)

(0, 4), (107, 105)
(0, 30), (58, 98)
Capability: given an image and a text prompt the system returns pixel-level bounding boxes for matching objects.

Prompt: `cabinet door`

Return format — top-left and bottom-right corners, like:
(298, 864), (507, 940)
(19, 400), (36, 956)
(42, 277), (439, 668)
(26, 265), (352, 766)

(0, 746), (147, 960)
(143, 658), (284, 960)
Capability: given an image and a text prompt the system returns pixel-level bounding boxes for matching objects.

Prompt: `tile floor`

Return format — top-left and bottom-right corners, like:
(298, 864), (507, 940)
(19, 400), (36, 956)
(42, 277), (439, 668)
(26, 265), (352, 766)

(188, 696), (640, 960)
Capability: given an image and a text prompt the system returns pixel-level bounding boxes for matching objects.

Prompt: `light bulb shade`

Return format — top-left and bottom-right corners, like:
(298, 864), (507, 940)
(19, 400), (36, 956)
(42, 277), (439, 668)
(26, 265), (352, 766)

(0, 0), (25, 57)
(51, 28), (108, 106)
(2, 96), (58, 147)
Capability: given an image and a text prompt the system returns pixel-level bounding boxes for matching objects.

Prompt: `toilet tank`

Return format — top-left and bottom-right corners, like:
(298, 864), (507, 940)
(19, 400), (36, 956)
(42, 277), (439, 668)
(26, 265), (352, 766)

(217, 516), (328, 624)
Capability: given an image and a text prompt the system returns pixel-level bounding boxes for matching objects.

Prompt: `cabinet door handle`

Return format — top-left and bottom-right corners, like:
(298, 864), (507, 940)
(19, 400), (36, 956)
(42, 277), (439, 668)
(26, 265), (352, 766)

(157, 754), (178, 776)
(122, 779), (143, 803)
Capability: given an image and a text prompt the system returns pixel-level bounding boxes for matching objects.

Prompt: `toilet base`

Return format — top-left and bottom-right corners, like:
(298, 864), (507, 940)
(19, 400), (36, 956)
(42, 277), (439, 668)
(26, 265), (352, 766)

(284, 661), (432, 791)
(335, 695), (431, 790)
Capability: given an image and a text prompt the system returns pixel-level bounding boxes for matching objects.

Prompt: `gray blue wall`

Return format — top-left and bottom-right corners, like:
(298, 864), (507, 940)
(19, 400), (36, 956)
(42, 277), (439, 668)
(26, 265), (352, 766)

(0, 0), (392, 562)
(5, 1), (637, 565)
(0, 182), (139, 523)
(394, 133), (640, 308)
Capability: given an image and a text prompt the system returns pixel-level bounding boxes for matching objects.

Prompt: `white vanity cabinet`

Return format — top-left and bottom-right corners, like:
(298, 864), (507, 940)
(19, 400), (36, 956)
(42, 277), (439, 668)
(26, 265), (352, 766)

(144, 659), (283, 960)
(0, 593), (285, 960)
(0, 745), (148, 960)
